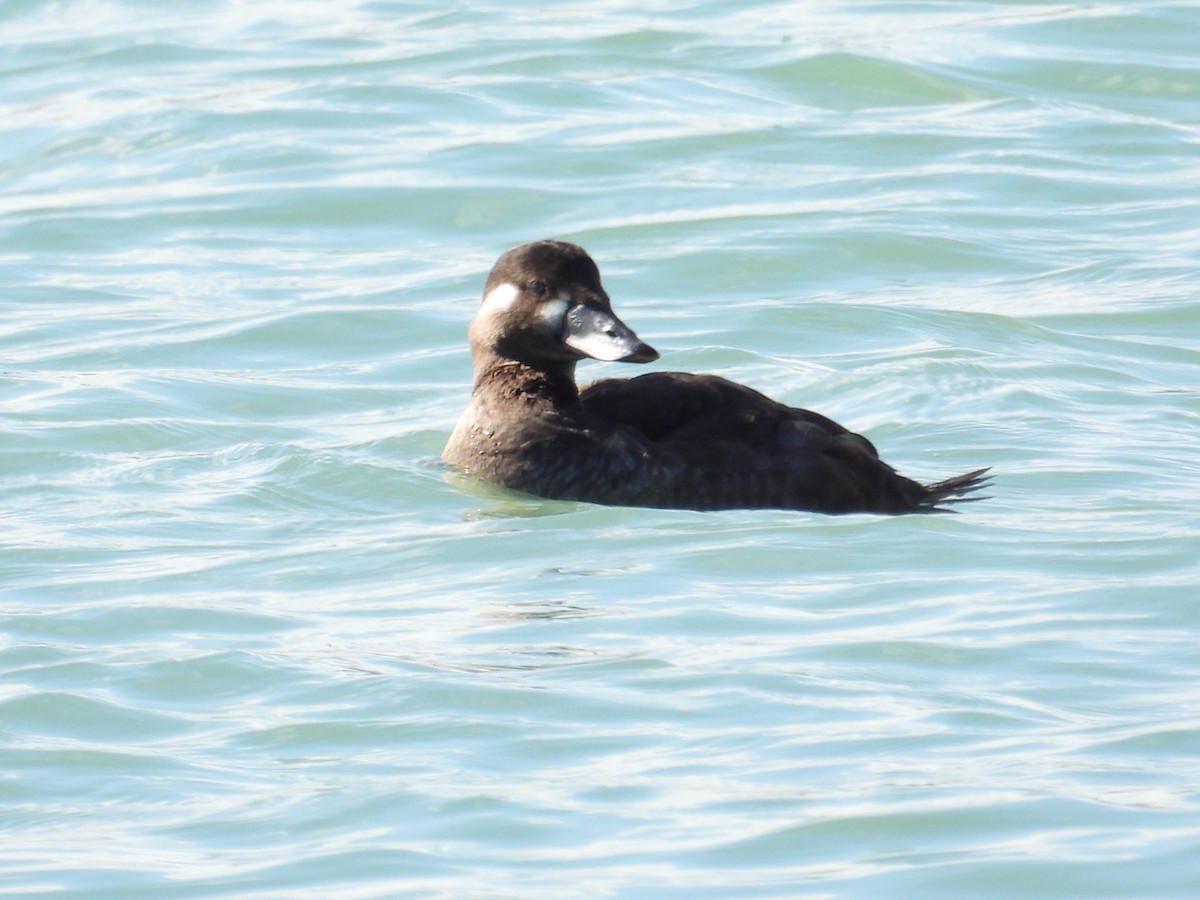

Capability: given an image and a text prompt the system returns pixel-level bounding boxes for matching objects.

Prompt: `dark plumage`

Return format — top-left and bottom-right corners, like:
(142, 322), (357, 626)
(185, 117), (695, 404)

(443, 240), (990, 514)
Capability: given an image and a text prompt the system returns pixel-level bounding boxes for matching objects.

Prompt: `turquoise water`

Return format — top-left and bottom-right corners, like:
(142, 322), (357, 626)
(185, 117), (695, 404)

(4, 0), (1199, 895)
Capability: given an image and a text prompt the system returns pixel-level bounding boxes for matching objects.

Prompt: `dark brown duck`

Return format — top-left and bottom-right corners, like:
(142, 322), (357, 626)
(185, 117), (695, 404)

(443, 240), (990, 514)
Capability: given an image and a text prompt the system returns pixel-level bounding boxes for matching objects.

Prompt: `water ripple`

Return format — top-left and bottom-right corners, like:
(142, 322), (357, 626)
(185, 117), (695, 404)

(4, 0), (1200, 896)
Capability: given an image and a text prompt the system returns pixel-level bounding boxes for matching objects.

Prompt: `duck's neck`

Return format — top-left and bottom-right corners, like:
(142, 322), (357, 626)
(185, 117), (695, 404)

(471, 354), (580, 406)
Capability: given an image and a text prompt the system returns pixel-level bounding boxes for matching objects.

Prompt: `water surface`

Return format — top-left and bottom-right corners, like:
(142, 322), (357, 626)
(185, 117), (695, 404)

(3, 1), (1199, 896)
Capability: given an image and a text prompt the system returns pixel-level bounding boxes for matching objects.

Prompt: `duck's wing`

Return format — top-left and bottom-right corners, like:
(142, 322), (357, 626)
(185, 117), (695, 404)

(582, 373), (868, 443)
(580, 372), (989, 513)
(581, 372), (879, 457)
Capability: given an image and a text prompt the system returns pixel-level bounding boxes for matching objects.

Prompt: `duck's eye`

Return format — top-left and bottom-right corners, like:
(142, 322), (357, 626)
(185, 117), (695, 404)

(529, 279), (548, 297)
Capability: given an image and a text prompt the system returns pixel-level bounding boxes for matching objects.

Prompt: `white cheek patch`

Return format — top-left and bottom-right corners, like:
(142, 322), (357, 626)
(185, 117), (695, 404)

(480, 282), (519, 312)
(538, 296), (569, 330)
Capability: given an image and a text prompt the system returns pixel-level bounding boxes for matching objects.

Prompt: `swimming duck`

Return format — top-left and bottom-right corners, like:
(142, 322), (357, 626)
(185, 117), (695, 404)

(443, 240), (989, 513)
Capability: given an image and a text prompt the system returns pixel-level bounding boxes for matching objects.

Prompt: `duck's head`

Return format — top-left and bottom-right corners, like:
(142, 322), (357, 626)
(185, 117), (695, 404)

(468, 240), (659, 374)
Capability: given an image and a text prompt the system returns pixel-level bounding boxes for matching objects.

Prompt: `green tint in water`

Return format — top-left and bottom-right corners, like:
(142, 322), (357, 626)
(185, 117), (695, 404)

(2, 1), (1199, 896)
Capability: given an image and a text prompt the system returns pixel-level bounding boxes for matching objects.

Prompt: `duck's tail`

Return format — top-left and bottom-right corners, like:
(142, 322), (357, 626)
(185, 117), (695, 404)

(918, 467), (993, 512)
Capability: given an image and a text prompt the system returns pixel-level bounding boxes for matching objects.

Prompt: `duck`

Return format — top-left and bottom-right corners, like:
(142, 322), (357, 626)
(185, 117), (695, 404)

(443, 240), (990, 514)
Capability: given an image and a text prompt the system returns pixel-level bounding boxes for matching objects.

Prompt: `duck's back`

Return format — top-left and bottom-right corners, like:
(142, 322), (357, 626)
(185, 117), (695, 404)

(580, 372), (943, 513)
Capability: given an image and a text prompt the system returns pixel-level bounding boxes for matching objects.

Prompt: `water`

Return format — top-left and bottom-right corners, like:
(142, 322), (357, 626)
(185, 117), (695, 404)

(3, 1), (1199, 896)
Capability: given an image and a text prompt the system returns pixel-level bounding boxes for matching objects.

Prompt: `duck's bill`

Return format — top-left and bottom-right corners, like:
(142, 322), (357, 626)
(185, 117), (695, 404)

(563, 305), (659, 363)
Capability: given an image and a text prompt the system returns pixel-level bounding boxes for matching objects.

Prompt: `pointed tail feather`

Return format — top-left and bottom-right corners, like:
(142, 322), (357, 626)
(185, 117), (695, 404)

(919, 467), (993, 512)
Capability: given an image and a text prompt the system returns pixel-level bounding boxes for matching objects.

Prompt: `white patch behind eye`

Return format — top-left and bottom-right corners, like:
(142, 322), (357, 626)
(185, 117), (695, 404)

(480, 282), (519, 312)
(538, 296), (569, 328)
